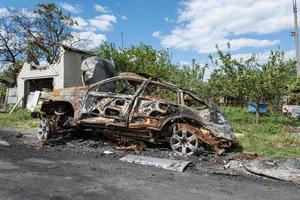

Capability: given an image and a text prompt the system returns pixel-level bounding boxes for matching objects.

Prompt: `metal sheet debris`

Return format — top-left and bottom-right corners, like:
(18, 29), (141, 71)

(120, 155), (191, 172)
(26, 91), (41, 112)
(244, 158), (300, 183)
(104, 150), (114, 155)
(0, 140), (10, 146)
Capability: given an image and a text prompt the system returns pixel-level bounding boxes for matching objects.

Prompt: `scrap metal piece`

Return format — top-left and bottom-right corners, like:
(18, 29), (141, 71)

(0, 140), (10, 146)
(120, 155), (191, 172)
(244, 157), (300, 183)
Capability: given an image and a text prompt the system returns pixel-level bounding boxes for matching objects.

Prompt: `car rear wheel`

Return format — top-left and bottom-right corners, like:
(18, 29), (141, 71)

(37, 120), (52, 141)
(170, 125), (199, 157)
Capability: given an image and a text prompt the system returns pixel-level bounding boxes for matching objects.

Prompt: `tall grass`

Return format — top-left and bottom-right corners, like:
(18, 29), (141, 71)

(221, 106), (300, 158)
(0, 109), (38, 129)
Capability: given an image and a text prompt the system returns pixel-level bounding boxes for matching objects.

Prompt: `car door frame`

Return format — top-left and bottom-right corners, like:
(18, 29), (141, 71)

(127, 80), (181, 130)
(81, 76), (149, 126)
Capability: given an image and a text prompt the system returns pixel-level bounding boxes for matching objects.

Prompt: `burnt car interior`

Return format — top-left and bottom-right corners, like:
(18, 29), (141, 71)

(83, 78), (143, 120)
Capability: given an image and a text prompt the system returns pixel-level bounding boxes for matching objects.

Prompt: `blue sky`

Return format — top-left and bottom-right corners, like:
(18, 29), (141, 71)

(0, 0), (297, 67)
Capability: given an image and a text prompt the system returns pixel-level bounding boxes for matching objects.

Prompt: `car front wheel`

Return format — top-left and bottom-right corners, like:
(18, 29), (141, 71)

(170, 124), (199, 157)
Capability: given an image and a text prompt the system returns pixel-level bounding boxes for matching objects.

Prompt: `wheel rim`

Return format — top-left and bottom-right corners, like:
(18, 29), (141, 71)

(37, 120), (50, 141)
(170, 127), (199, 157)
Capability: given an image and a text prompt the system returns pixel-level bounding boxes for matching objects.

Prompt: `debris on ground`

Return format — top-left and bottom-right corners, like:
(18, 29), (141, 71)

(17, 127), (300, 184)
(104, 150), (114, 155)
(16, 133), (23, 138)
(0, 140), (10, 146)
(66, 142), (76, 148)
(120, 155), (191, 172)
(244, 157), (300, 183)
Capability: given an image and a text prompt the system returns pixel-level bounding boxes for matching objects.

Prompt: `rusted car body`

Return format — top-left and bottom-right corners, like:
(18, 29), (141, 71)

(37, 72), (236, 156)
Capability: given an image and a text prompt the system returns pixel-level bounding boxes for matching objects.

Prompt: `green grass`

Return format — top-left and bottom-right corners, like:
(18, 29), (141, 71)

(220, 106), (300, 158)
(0, 109), (38, 130)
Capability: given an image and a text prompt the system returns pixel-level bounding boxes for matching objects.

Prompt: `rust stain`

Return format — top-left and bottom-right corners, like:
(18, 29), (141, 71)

(178, 124), (230, 153)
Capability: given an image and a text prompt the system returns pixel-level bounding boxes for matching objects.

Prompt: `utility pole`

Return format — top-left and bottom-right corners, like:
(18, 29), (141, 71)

(121, 32), (124, 50)
(292, 0), (300, 78)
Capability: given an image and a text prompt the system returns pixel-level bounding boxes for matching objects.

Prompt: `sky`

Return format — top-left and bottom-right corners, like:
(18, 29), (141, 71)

(0, 0), (297, 68)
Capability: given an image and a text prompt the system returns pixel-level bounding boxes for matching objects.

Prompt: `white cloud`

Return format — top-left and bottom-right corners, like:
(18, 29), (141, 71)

(94, 4), (110, 13)
(204, 49), (296, 80)
(73, 17), (89, 30)
(157, 0), (292, 54)
(152, 31), (162, 38)
(60, 3), (81, 14)
(0, 7), (8, 16)
(121, 15), (128, 20)
(88, 15), (117, 31)
(232, 50), (296, 63)
(70, 14), (118, 49)
(285, 50), (296, 60)
(69, 31), (106, 49)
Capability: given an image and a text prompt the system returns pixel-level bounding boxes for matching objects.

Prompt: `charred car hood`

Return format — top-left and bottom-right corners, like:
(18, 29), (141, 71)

(180, 107), (236, 142)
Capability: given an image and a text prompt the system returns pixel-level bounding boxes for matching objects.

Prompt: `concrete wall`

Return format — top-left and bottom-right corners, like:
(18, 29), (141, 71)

(16, 46), (92, 107)
(63, 49), (90, 88)
(17, 50), (64, 105)
(6, 87), (18, 105)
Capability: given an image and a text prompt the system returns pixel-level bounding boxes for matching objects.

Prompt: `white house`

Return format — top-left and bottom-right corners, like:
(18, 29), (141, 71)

(17, 45), (92, 107)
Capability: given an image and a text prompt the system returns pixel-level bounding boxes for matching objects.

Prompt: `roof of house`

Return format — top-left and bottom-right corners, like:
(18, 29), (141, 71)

(61, 44), (93, 55)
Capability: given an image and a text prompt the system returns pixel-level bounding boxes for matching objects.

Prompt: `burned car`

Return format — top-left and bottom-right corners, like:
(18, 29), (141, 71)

(37, 72), (236, 156)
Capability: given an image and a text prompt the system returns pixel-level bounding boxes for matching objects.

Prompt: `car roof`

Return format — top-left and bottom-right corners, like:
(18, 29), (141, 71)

(118, 72), (200, 94)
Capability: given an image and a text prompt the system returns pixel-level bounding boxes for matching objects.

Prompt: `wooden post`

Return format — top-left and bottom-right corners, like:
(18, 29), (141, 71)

(2, 87), (9, 111)
(9, 97), (23, 114)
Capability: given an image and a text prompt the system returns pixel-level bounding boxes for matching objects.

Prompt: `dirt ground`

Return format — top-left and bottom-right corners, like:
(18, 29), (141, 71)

(1, 128), (300, 200)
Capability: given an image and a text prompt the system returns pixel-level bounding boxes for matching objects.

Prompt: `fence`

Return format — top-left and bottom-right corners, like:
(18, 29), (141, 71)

(0, 88), (18, 110)
(204, 97), (248, 107)
(0, 96), (4, 110)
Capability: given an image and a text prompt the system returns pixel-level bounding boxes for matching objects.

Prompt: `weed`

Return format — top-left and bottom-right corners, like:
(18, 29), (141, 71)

(0, 109), (38, 129)
(221, 106), (300, 158)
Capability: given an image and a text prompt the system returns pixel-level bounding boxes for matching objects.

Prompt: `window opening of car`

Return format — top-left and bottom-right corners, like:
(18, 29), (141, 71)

(183, 93), (208, 110)
(93, 79), (142, 95)
(142, 83), (177, 103)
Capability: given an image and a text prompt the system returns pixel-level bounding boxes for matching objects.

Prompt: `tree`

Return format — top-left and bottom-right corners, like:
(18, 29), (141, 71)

(14, 3), (77, 64)
(208, 47), (296, 123)
(0, 10), (26, 87)
(0, 3), (77, 88)
(242, 51), (295, 122)
(208, 45), (249, 99)
(94, 42), (207, 95)
(177, 59), (207, 95)
(94, 42), (177, 81)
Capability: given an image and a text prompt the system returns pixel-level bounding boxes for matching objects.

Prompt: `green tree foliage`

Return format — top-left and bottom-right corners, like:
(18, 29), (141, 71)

(94, 42), (207, 94)
(176, 59), (207, 95)
(208, 48), (296, 123)
(208, 45), (251, 98)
